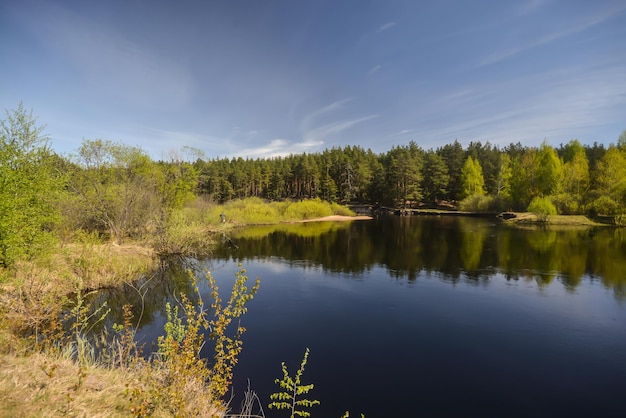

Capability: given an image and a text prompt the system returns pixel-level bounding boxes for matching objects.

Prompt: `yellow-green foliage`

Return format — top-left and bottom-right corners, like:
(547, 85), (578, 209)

(527, 196), (558, 221)
(269, 347), (320, 418)
(153, 281), (214, 416)
(282, 199), (333, 220)
(330, 202), (355, 216)
(155, 207), (215, 256)
(209, 197), (283, 225)
(459, 193), (493, 212)
(203, 197), (355, 225)
(130, 266), (260, 416)
(208, 264), (260, 400)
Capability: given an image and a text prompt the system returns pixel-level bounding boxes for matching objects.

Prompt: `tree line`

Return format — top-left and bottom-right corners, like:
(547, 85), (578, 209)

(195, 132), (626, 217)
(1, 104), (625, 267)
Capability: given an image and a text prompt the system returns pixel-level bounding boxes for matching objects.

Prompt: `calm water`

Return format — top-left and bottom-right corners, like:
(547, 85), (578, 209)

(109, 216), (626, 417)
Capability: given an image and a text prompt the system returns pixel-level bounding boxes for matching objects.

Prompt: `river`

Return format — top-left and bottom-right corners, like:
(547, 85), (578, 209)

(115, 216), (626, 417)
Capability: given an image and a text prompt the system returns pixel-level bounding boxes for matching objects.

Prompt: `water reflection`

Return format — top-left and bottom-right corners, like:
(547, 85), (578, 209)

(214, 216), (626, 298)
(92, 217), (626, 333)
(87, 216), (626, 417)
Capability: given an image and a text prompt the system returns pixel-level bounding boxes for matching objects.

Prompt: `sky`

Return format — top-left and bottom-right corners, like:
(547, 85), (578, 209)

(1, 0), (625, 160)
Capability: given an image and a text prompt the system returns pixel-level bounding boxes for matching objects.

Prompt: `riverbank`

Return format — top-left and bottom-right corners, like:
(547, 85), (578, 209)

(293, 214), (373, 223)
(362, 205), (609, 226)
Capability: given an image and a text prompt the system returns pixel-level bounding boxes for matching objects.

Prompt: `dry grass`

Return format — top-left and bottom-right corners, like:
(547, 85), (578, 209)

(0, 242), (158, 340)
(0, 350), (226, 418)
(0, 352), (131, 417)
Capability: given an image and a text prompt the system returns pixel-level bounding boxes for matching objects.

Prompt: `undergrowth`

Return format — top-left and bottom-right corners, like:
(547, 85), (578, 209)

(0, 257), (260, 417)
(204, 197), (355, 225)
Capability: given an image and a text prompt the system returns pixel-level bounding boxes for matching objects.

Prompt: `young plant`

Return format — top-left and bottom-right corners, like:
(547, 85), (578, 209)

(208, 263), (260, 400)
(269, 347), (320, 418)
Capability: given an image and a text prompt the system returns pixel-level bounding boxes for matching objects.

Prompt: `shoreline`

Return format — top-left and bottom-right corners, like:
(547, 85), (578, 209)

(295, 215), (373, 223)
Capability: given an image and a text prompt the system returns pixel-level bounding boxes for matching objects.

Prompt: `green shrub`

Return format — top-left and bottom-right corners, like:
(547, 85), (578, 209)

(282, 199), (333, 220)
(459, 193), (493, 212)
(550, 193), (580, 215)
(330, 203), (356, 216)
(587, 196), (620, 216)
(199, 197), (355, 225)
(527, 196), (557, 221)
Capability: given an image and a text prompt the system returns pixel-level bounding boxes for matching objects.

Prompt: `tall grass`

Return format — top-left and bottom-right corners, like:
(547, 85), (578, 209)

(201, 197), (355, 225)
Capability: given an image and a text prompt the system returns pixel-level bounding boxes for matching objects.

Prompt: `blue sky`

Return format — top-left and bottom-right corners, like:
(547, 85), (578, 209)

(1, 0), (625, 159)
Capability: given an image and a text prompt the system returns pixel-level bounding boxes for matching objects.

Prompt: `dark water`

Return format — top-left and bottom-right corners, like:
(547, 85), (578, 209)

(108, 216), (626, 417)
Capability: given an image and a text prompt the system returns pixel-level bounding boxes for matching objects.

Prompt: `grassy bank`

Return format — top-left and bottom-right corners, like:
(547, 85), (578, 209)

(206, 197), (355, 225)
(0, 197), (355, 417)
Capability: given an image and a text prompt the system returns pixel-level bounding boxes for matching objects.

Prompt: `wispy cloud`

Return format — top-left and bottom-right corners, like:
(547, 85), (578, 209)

(515, 0), (548, 16)
(369, 65), (383, 75)
(301, 98), (353, 131)
(303, 115), (379, 144)
(236, 139), (324, 159)
(376, 21), (396, 33)
(479, 4), (626, 67)
(408, 61), (626, 147)
(393, 129), (413, 137)
(299, 99), (379, 148)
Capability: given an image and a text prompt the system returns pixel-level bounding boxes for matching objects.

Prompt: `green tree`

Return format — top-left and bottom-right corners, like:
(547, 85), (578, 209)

(536, 141), (563, 196)
(495, 153), (512, 200)
(617, 129), (626, 151)
(0, 104), (63, 267)
(67, 139), (160, 243)
(385, 142), (422, 208)
(459, 156), (485, 199)
(557, 139), (589, 213)
(589, 145), (626, 214)
(466, 141), (501, 195)
(436, 140), (464, 201)
(421, 150), (449, 206)
(510, 148), (539, 210)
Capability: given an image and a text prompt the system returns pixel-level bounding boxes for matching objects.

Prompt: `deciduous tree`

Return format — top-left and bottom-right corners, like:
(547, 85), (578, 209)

(0, 104), (63, 266)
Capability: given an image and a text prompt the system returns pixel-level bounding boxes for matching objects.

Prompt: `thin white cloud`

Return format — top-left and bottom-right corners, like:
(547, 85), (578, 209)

(301, 98), (353, 131)
(408, 61), (626, 147)
(479, 4), (626, 67)
(377, 21), (397, 33)
(369, 65), (383, 75)
(303, 115), (379, 144)
(516, 0), (548, 16)
(236, 139), (324, 159)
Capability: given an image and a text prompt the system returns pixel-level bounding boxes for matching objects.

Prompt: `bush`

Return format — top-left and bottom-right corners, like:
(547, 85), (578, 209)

(330, 203), (356, 216)
(550, 193), (580, 215)
(587, 196), (620, 216)
(527, 196), (557, 221)
(459, 193), (493, 212)
(282, 199), (333, 220)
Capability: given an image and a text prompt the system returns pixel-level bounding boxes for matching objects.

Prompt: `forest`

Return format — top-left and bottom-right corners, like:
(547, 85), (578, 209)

(2, 104), (626, 268)
(196, 132), (626, 217)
